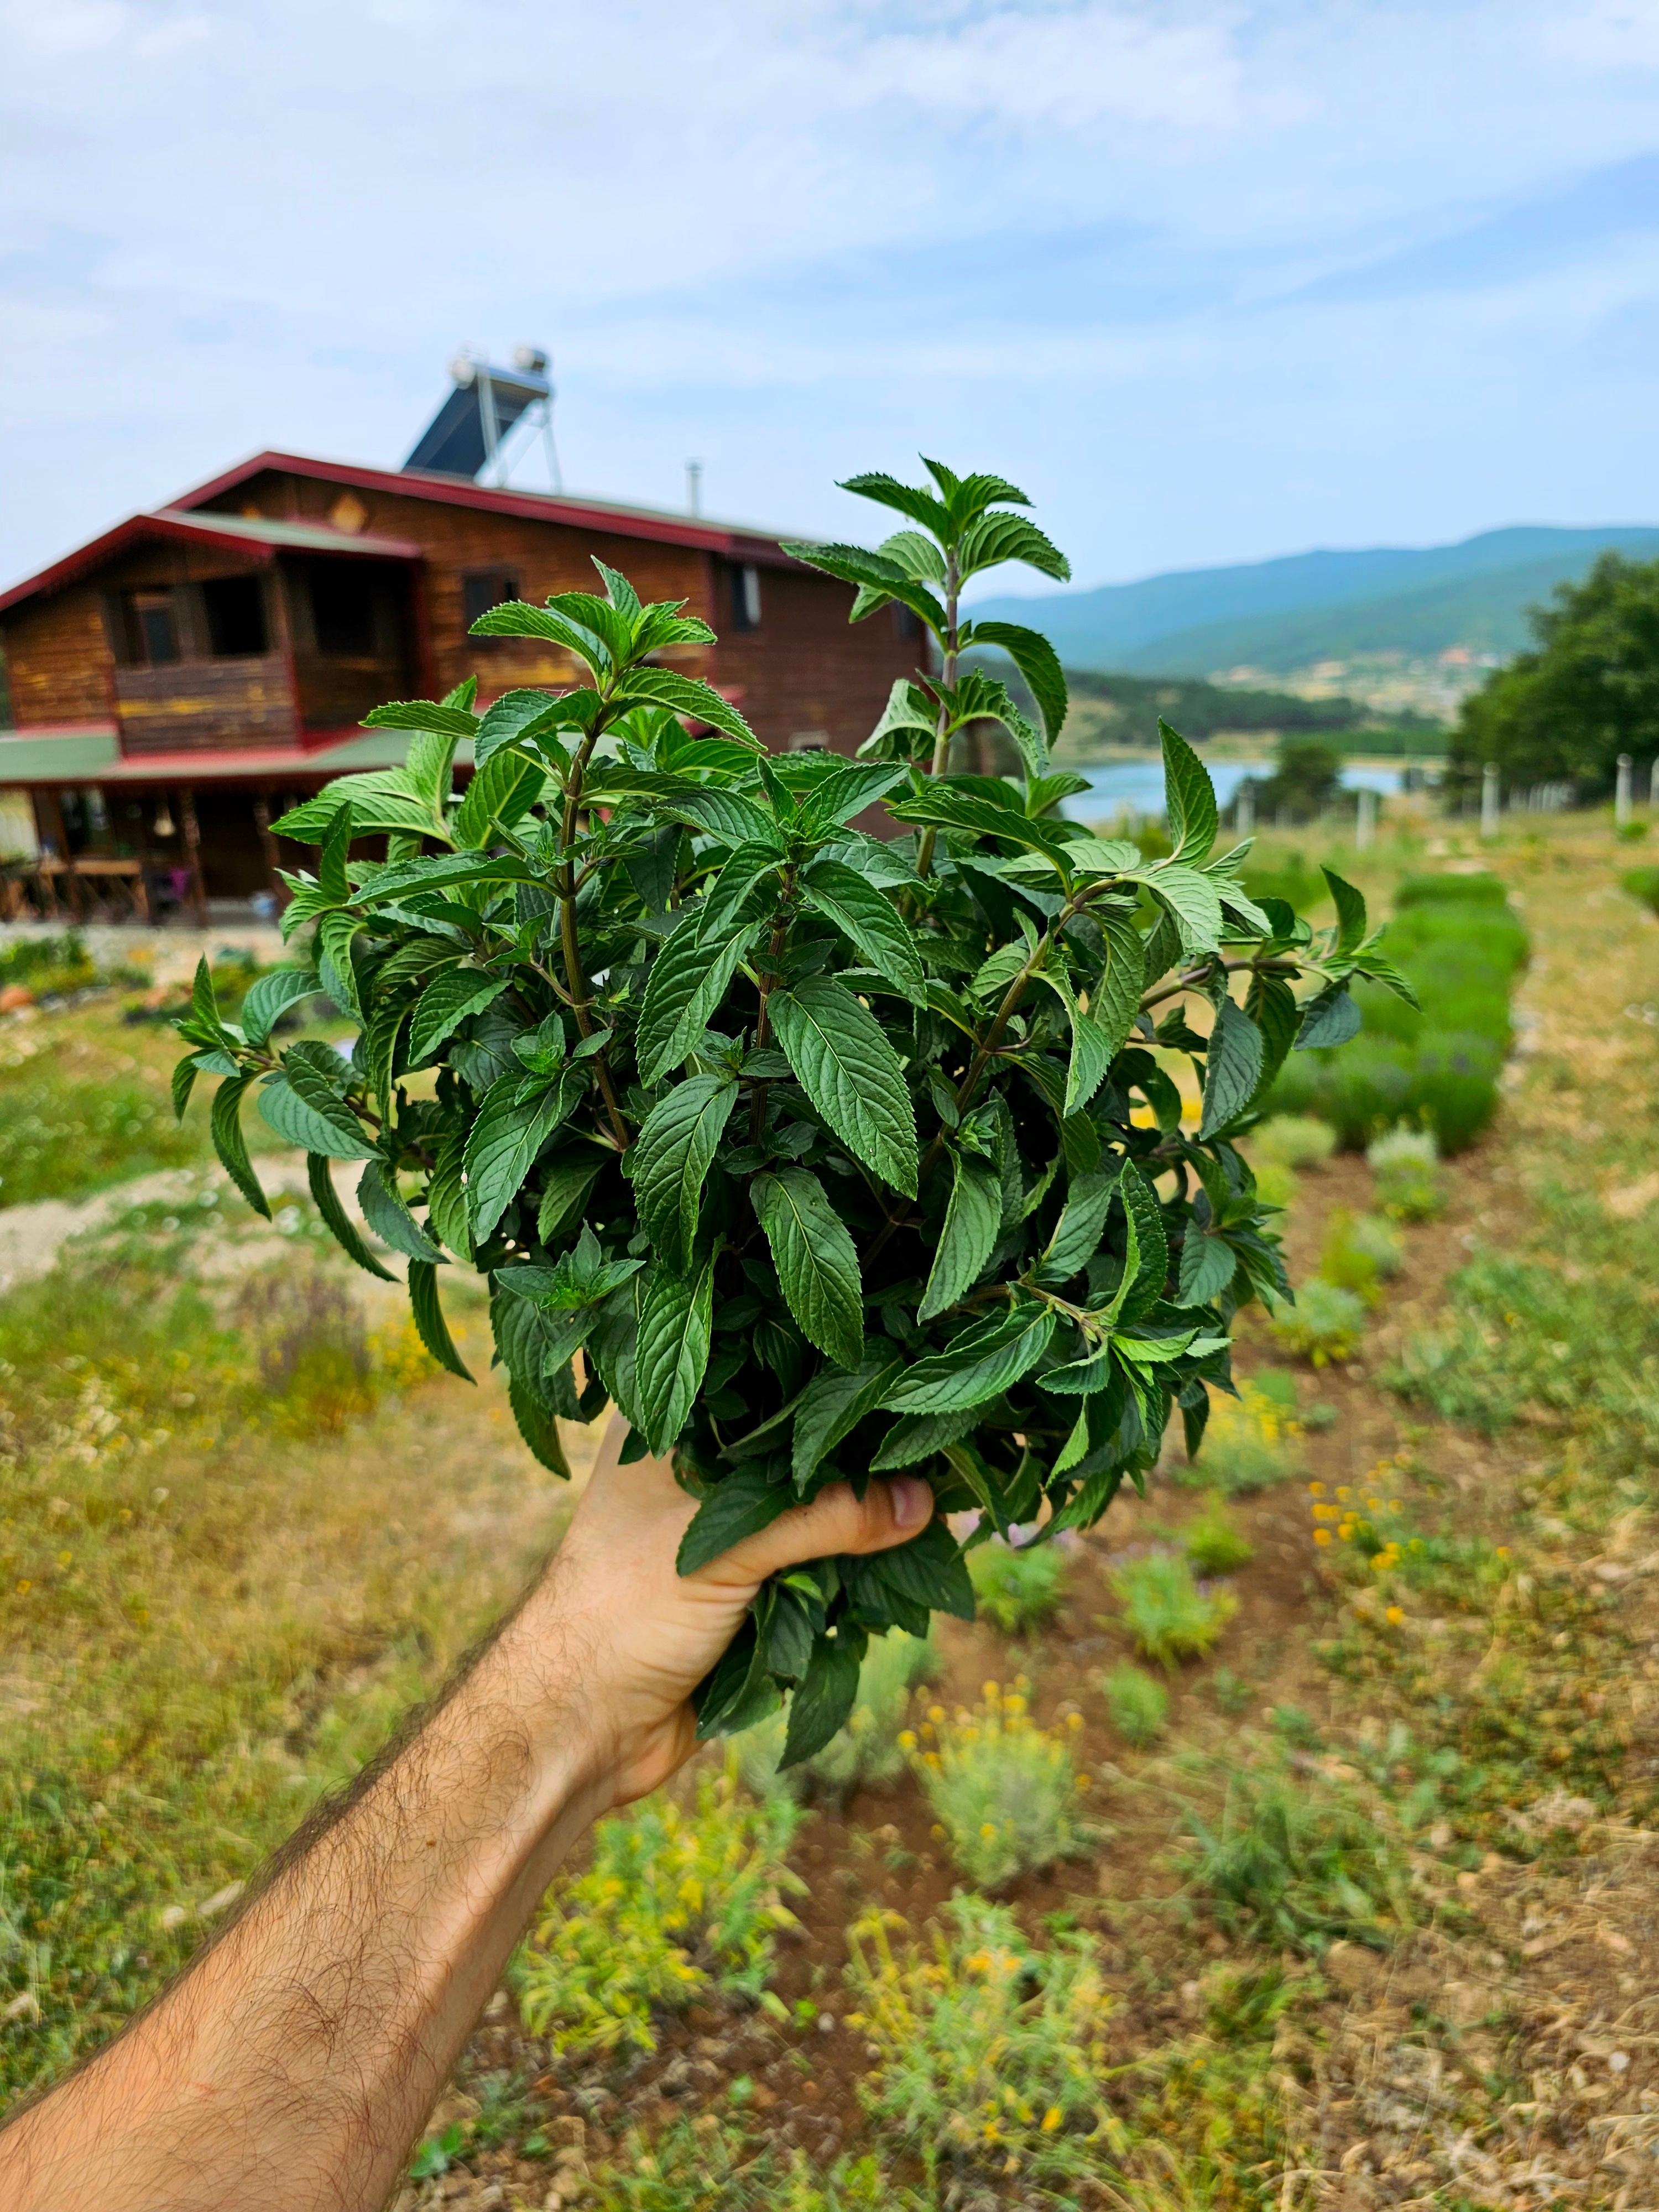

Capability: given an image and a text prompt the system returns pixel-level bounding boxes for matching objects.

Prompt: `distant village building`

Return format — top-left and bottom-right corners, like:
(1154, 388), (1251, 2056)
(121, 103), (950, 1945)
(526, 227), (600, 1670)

(0, 447), (917, 921)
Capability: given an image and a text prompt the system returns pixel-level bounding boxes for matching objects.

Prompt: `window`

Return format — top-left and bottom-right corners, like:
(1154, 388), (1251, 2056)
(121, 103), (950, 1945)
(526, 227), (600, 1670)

(462, 568), (519, 630)
(309, 566), (379, 658)
(116, 588), (180, 666)
(893, 602), (922, 643)
(729, 562), (761, 633)
(201, 575), (268, 658)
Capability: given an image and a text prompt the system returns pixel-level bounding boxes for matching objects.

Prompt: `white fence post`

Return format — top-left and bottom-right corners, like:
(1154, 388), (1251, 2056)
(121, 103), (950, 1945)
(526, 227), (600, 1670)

(1480, 761), (1501, 838)
(1616, 752), (1634, 830)
(1355, 786), (1376, 850)
(1235, 780), (1255, 836)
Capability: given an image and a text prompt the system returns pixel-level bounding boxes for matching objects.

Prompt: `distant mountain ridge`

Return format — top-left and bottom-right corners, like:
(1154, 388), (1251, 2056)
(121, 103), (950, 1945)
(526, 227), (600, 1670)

(969, 525), (1659, 676)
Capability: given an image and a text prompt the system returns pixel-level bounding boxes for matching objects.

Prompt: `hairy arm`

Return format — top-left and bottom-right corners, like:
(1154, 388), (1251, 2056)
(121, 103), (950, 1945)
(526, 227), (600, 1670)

(0, 1427), (932, 2212)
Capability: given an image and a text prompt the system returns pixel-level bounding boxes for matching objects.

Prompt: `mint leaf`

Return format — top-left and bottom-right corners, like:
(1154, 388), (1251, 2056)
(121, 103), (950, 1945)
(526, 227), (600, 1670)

(750, 1167), (865, 1371)
(769, 975), (918, 1197)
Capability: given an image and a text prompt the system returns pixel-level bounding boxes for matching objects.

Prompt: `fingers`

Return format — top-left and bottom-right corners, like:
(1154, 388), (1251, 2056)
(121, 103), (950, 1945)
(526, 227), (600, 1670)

(711, 1475), (933, 1589)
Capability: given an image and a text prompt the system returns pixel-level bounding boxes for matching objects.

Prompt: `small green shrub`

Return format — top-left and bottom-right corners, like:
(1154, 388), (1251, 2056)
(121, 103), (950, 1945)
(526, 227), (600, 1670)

(1207, 1668), (1253, 1716)
(0, 930), (97, 998)
(737, 1631), (934, 1802)
(1181, 1380), (1302, 1493)
(1109, 1551), (1236, 1668)
(1392, 870), (1510, 911)
(910, 1683), (1089, 1887)
(1367, 1125), (1446, 1221)
(1270, 1278), (1366, 1366)
(1173, 1770), (1411, 1954)
(513, 1764), (801, 2056)
(968, 1534), (1068, 1634)
(1104, 1662), (1169, 1746)
(1252, 1159), (1297, 1213)
(1180, 1499), (1254, 1577)
(1319, 1207), (1402, 1305)
(844, 1893), (1110, 2189)
(1265, 872), (1525, 1151)
(1250, 1114), (1335, 1173)
(589, 2120), (897, 2211)
(1623, 865), (1659, 916)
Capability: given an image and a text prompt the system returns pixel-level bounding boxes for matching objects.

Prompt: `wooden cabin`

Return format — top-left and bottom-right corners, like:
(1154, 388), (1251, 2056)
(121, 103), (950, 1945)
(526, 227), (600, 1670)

(0, 452), (921, 917)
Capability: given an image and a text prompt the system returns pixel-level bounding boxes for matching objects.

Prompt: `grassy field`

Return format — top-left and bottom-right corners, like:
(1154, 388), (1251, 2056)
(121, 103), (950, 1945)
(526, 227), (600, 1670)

(3, 809), (1659, 2210)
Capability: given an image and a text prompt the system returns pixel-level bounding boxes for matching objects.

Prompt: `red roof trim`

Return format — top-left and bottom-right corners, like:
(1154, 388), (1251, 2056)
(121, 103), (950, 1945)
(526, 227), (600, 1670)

(0, 510), (421, 617)
(173, 450), (806, 567)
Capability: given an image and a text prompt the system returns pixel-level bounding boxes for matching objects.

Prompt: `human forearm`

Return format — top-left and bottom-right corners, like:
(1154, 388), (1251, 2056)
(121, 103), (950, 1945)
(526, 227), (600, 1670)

(2, 1581), (606, 2212)
(0, 1431), (931, 2212)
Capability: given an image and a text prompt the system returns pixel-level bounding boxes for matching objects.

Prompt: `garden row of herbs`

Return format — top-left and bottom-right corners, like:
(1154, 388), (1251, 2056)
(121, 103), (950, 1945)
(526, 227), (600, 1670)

(172, 462), (1413, 1760)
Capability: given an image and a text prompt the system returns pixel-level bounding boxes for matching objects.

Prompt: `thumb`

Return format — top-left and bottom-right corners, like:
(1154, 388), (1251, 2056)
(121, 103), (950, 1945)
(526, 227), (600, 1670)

(706, 1475), (934, 1590)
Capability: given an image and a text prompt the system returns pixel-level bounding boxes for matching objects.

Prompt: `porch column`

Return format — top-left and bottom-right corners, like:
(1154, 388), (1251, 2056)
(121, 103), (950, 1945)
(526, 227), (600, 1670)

(252, 792), (289, 914)
(179, 786), (208, 930)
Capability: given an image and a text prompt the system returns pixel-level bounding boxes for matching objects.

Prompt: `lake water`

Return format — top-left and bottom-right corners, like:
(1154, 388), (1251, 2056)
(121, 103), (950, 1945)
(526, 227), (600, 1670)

(1061, 759), (1404, 823)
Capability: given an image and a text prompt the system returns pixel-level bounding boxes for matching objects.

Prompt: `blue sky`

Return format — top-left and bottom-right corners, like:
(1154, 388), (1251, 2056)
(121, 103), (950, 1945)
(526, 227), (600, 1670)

(2, 0), (1658, 594)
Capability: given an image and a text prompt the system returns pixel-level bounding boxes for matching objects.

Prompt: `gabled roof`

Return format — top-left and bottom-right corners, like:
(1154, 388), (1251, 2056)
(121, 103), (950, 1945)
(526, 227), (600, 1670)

(0, 507), (420, 617)
(0, 722), (453, 785)
(173, 450), (802, 566)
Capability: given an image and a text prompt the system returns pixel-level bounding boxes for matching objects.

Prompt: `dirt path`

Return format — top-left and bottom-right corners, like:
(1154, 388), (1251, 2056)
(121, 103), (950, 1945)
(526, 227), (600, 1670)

(0, 1154), (373, 1291)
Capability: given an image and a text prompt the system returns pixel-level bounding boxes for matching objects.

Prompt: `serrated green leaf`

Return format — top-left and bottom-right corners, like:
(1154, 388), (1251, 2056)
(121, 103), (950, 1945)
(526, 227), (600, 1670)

(1118, 1160), (1168, 1320)
(780, 1627), (867, 1768)
(1322, 865), (1368, 955)
(750, 1167), (864, 1370)
(359, 1159), (445, 1262)
(1039, 1167), (1118, 1283)
(887, 784), (1074, 867)
(173, 1056), (211, 1119)
(362, 698), (479, 740)
(613, 667), (760, 748)
(1091, 907), (1146, 1061)
(629, 1072), (738, 1275)
(858, 1519), (974, 1621)
(536, 1152), (603, 1244)
(306, 1151), (394, 1279)
(425, 1127), (472, 1260)
(209, 1075), (269, 1218)
(408, 966), (511, 1064)
(452, 750), (546, 849)
(790, 1351), (902, 1487)
(869, 1405), (979, 1470)
(1294, 984), (1361, 1050)
(636, 915), (761, 1086)
(1177, 1228), (1238, 1308)
(258, 1072), (377, 1161)
(957, 511), (1071, 585)
(768, 976), (918, 1197)
(676, 1467), (791, 1577)
(881, 1303), (1056, 1416)
(464, 1069), (581, 1241)
(802, 857), (927, 1005)
(239, 966), (321, 1049)
(962, 620), (1067, 740)
(1159, 721), (1218, 864)
(408, 1260), (473, 1381)
(1199, 997), (1264, 1139)
(635, 1258), (715, 1456)
(918, 1155), (1000, 1322)
(1135, 863), (1225, 957)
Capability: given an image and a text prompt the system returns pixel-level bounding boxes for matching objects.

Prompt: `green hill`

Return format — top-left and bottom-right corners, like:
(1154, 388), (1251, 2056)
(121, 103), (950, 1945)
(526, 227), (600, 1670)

(969, 525), (1659, 675)
(1114, 545), (1659, 676)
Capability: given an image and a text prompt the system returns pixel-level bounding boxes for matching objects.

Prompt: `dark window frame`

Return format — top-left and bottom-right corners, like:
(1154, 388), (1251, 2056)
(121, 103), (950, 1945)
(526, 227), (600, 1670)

(728, 561), (761, 633)
(200, 573), (269, 659)
(462, 567), (520, 633)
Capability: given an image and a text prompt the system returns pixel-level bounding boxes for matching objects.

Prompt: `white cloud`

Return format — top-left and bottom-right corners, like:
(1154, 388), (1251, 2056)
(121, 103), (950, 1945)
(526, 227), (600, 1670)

(0, 0), (1656, 583)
